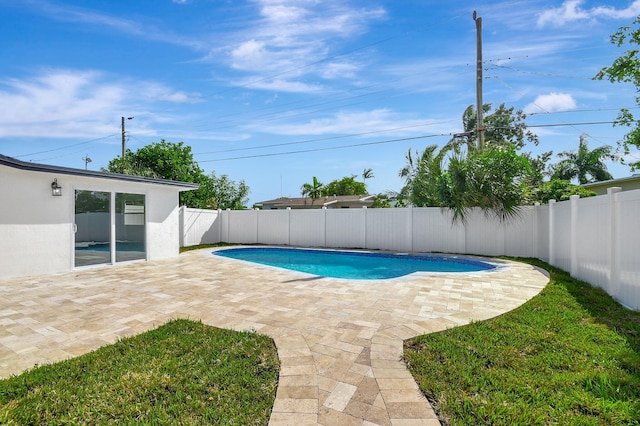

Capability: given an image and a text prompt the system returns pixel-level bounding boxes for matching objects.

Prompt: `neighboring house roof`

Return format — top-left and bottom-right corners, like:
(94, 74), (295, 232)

(581, 174), (640, 195)
(0, 154), (199, 190)
(257, 195), (376, 209)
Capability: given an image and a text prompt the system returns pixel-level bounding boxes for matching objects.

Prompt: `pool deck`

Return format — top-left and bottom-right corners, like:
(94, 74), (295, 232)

(0, 247), (549, 425)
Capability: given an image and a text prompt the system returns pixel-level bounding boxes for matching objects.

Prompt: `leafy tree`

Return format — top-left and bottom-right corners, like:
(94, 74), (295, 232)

(522, 151), (553, 189)
(532, 179), (597, 204)
(450, 103), (538, 151)
(371, 193), (391, 208)
(595, 15), (640, 170)
(300, 176), (324, 204)
(206, 172), (250, 210)
(322, 175), (367, 196)
(105, 140), (249, 209)
(74, 191), (109, 213)
(551, 134), (614, 184)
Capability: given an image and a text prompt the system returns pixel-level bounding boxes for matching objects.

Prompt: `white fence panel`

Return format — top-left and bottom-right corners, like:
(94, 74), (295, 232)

(551, 200), (572, 272)
(290, 209), (326, 247)
(227, 210), (258, 244)
(180, 208), (220, 246)
(257, 209), (289, 245)
(536, 204), (550, 262)
(180, 192), (640, 310)
(412, 208), (465, 253)
(503, 206), (538, 258)
(465, 209), (506, 256)
(616, 190), (640, 310)
(326, 208), (366, 249)
(365, 208), (412, 252)
(574, 195), (610, 290)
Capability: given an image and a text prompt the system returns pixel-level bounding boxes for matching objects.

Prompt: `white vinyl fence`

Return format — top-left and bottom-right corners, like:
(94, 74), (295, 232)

(179, 188), (640, 310)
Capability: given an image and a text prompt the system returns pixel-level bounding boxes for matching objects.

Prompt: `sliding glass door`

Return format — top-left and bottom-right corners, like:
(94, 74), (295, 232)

(74, 190), (111, 267)
(115, 193), (146, 262)
(74, 191), (146, 267)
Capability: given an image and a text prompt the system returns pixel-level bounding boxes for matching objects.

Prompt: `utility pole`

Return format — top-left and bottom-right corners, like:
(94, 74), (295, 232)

(473, 11), (484, 150)
(83, 154), (92, 170)
(121, 116), (134, 158)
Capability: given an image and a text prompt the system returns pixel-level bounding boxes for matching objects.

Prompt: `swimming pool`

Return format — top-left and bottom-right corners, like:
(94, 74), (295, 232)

(213, 247), (496, 280)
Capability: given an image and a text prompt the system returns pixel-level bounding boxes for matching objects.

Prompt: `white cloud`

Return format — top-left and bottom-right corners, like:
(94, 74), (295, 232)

(320, 61), (360, 79)
(254, 109), (450, 136)
(231, 39), (269, 70)
(537, 0), (640, 27)
(0, 69), (199, 138)
(222, 0), (386, 92)
(524, 92), (577, 114)
(250, 79), (324, 93)
(29, 1), (205, 50)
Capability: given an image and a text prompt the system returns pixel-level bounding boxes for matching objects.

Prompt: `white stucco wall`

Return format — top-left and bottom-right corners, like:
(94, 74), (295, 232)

(0, 164), (185, 279)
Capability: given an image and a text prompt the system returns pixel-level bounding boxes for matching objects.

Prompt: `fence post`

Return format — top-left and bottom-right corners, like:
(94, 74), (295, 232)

(409, 205), (414, 252)
(287, 207), (291, 246)
(533, 203), (540, 259)
(322, 206), (327, 248)
(608, 187), (622, 299)
(570, 195), (580, 277)
(362, 206), (368, 249)
(548, 199), (556, 267)
(179, 206), (185, 247)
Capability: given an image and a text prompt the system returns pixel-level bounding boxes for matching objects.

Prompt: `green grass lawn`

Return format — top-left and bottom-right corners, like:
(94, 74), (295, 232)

(404, 258), (640, 425)
(0, 319), (280, 425)
(180, 243), (238, 253)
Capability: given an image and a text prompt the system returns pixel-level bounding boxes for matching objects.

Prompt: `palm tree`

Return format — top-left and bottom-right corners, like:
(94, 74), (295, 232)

(552, 134), (614, 184)
(362, 168), (374, 191)
(445, 145), (531, 222)
(399, 144), (449, 207)
(300, 176), (324, 205)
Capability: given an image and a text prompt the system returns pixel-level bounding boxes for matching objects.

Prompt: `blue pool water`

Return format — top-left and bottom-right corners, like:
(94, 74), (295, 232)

(213, 247), (496, 280)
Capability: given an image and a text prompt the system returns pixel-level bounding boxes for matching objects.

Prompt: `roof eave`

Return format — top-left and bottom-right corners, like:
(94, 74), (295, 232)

(0, 154), (199, 190)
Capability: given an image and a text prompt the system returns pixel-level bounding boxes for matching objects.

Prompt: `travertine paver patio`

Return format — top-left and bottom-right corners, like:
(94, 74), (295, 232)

(0, 247), (549, 425)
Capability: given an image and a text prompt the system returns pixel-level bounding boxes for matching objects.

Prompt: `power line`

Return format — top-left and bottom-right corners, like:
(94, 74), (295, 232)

(200, 120), (620, 163)
(14, 134), (118, 158)
(525, 121), (615, 128)
(199, 134), (450, 163)
(195, 119), (460, 155)
(528, 107), (639, 116)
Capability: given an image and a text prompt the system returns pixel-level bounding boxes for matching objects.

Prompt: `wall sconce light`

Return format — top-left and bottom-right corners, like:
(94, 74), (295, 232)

(51, 178), (62, 196)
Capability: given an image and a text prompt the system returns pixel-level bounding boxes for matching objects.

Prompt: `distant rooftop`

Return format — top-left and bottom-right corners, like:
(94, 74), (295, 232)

(256, 195), (376, 209)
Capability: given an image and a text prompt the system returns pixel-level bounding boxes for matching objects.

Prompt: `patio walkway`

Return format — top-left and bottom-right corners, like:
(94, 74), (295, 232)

(0, 248), (549, 425)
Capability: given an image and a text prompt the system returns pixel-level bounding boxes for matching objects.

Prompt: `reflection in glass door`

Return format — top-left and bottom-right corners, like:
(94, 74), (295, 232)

(115, 193), (146, 262)
(75, 190), (111, 267)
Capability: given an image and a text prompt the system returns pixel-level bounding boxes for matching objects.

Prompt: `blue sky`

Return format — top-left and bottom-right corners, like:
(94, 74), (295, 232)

(1, 0), (639, 206)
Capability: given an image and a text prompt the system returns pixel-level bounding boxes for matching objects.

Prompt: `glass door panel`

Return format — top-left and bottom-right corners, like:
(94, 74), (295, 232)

(75, 190), (111, 267)
(115, 193), (146, 262)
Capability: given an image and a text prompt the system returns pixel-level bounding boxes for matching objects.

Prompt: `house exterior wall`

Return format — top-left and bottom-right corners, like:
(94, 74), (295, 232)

(583, 176), (640, 195)
(0, 164), (183, 279)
